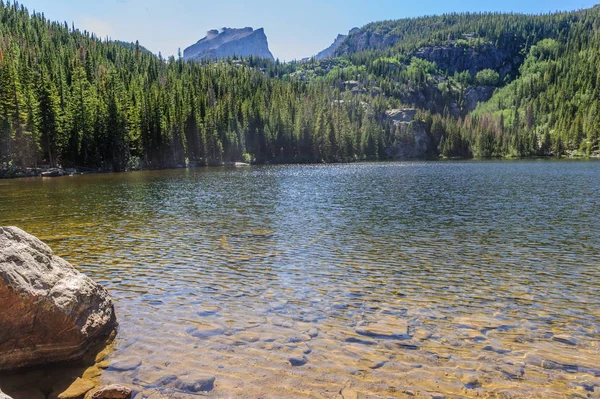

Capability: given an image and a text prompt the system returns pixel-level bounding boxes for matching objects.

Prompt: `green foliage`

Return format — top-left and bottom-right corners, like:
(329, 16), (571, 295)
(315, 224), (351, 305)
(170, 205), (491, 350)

(528, 38), (560, 61)
(454, 70), (473, 86)
(475, 69), (500, 86)
(406, 57), (438, 86)
(241, 152), (253, 164)
(0, 1), (599, 170)
(468, 19), (600, 157)
(0, 2), (395, 168)
(337, 10), (585, 58)
(334, 6), (600, 158)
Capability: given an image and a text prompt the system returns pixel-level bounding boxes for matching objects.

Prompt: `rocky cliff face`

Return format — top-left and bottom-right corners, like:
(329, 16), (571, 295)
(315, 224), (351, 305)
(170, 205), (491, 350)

(314, 34), (347, 60)
(463, 86), (496, 112)
(312, 28), (358, 61)
(384, 109), (430, 158)
(412, 43), (521, 77)
(337, 26), (522, 78)
(183, 27), (274, 61)
(336, 30), (397, 54)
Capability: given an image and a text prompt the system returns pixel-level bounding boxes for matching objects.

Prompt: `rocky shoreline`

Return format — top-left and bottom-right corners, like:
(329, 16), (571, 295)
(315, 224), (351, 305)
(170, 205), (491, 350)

(0, 162), (252, 180)
(3, 156), (600, 180)
(0, 167), (88, 179)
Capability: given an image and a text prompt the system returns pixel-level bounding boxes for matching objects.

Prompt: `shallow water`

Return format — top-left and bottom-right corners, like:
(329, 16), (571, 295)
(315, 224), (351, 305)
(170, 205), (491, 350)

(1, 161), (599, 398)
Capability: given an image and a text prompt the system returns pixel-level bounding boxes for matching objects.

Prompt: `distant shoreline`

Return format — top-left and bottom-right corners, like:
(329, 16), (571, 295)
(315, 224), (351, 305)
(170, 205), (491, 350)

(0, 162), (250, 180)
(2, 156), (599, 180)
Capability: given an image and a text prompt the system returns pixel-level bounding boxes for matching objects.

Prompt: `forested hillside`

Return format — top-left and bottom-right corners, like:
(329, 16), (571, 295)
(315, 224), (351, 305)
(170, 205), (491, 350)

(0, 1), (394, 172)
(0, 1), (599, 175)
(328, 7), (600, 158)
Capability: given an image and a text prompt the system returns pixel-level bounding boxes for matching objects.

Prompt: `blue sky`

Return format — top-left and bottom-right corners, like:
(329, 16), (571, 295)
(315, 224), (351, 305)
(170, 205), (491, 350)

(20, 0), (600, 61)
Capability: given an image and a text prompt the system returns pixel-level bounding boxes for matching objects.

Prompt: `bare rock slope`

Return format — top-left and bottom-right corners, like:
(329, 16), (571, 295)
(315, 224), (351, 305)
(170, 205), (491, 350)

(184, 27), (274, 61)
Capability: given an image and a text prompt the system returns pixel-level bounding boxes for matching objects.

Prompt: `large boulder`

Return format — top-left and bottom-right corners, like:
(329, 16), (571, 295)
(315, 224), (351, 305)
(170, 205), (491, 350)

(0, 226), (117, 371)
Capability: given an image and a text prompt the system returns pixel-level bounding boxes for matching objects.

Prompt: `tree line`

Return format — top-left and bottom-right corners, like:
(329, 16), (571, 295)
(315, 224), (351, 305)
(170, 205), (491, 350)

(0, 1), (599, 173)
(0, 1), (405, 171)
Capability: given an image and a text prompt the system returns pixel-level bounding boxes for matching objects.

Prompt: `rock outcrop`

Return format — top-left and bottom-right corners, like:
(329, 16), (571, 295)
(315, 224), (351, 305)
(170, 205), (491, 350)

(301, 29), (357, 62)
(464, 86), (496, 112)
(336, 26), (522, 78)
(0, 226), (117, 371)
(336, 29), (399, 54)
(314, 32), (351, 60)
(412, 43), (521, 77)
(183, 27), (274, 61)
(385, 109), (430, 158)
(385, 108), (417, 123)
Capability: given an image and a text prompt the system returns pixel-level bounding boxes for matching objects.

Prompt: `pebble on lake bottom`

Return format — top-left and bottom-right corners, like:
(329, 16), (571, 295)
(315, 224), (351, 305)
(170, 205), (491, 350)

(289, 356), (308, 367)
(172, 374), (216, 393)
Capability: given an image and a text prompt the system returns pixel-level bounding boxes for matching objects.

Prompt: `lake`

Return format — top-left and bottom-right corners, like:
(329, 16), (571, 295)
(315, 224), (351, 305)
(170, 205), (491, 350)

(1, 160), (599, 398)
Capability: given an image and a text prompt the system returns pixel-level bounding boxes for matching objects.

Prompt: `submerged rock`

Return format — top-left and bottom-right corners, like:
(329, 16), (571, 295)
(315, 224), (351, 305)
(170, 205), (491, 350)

(288, 355), (308, 367)
(91, 384), (133, 399)
(196, 305), (220, 317)
(288, 334), (311, 343)
(552, 334), (577, 346)
(237, 332), (260, 343)
(307, 328), (319, 338)
(173, 374), (216, 393)
(109, 357), (142, 372)
(155, 373), (215, 393)
(0, 226), (117, 371)
(345, 337), (377, 346)
(370, 360), (388, 369)
(355, 318), (409, 339)
(186, 323), (226, 339)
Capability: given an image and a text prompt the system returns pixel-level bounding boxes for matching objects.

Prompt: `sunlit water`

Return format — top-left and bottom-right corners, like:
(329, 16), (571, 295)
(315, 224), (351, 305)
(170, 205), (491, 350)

(1, 161), (599, 398)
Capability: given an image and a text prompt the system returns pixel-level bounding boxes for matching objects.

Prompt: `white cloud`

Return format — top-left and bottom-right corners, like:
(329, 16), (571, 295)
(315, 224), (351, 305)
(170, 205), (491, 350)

(79, 16), (113, 39)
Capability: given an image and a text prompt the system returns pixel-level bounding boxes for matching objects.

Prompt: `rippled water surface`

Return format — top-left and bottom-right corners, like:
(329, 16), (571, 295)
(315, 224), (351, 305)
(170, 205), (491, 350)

(1, 161), (600, 398)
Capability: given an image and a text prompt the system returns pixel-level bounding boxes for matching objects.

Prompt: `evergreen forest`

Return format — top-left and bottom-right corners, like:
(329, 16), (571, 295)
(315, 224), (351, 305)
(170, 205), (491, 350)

(0, 1), (599, 173)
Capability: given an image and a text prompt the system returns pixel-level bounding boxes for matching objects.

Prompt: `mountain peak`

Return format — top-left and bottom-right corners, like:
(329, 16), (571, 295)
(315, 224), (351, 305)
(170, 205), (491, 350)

(311, 28), (358, 61)
(184, 27), (274, 61)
